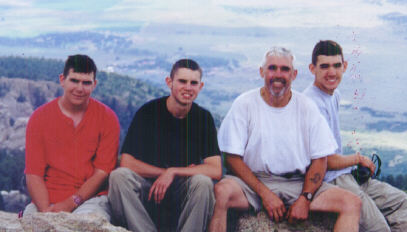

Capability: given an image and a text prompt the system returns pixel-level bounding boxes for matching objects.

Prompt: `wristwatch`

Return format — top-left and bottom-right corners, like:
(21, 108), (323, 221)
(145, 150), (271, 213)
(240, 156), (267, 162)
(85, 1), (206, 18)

(302, 192), (313, 201)
(72, 194), (83, 207)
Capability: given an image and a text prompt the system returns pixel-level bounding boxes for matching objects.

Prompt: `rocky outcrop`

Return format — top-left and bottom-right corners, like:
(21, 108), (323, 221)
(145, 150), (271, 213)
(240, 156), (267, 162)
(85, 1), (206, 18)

(0, 211), (22, 231)
(231, 211), (336, 232)
(0, 211), (130, 232)
(0, 209), (336, 231)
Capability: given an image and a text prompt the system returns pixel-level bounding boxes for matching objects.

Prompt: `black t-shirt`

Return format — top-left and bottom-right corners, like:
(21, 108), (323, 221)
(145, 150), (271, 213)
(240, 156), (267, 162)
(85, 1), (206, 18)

(121, 96), (220, 168)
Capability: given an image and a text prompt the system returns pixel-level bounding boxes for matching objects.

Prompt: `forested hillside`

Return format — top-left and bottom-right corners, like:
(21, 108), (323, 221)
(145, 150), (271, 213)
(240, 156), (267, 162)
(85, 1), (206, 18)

(0, 56), (167, 194)
(0, 56), (172, 138)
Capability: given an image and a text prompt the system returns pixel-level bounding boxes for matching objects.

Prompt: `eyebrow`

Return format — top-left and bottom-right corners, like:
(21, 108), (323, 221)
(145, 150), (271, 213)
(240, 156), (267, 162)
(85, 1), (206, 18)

(268, 65), (291, 71)
(69, 78), (93, 85)
(319, 63), (342, 68)
(177, 79), (200, 85)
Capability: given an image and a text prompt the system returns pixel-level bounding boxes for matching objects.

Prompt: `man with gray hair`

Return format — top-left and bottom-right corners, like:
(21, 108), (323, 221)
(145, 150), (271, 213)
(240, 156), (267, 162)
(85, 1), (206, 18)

(209, 47), (361, 232)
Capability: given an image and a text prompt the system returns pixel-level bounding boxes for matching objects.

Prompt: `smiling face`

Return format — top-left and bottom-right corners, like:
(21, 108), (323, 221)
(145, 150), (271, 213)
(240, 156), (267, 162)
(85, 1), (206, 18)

(166, 67), (203, 106)
(260, 55), (297, 98)
(59, 68), (97, 109)
(310, 55), (347, 95)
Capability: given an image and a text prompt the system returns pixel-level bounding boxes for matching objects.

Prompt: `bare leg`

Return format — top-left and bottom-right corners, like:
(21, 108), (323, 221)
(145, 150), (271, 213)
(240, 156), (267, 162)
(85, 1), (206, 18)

(209, 178), (250, 232)
(310, 187), (361, 232)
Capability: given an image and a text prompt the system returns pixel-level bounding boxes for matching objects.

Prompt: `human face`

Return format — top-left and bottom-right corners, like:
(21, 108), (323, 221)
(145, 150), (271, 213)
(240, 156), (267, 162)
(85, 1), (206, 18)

(260, 56), (297, 97)
(166, 68), (203, 106)
(59, 69), (97, 108)
(310, 55), (347, 95)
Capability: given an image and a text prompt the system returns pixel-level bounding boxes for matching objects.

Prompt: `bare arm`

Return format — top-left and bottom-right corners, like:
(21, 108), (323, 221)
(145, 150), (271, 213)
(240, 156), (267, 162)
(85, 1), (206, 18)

(226, 153), (286, 222)
(121, 153), (221, 179)
(148, 155), (221, 204)
(48, 168), (108, 212)
(287, 157), (327, 223)
(168, 156), (221, 180)
(328, 153), (375, 175)
(120, 153), (166, 178)
(302, 157), (326, 195)
(26, 174), (50, 212)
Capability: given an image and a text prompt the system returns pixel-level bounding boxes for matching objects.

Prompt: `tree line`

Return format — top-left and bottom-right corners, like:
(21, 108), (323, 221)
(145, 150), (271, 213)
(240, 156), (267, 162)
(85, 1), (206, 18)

(378, 174), (407, 191)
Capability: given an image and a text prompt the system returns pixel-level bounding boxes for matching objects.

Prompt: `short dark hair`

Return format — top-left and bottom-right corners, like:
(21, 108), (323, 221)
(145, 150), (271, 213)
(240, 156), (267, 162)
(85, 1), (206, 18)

(63, 54), (97, 79)
(312, 40), (344, 65)
(170, 59), (202, 79)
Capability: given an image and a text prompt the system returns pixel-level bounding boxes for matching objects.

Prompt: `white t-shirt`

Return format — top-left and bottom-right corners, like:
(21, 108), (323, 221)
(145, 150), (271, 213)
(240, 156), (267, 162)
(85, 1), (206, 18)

(303, 84), (353, 182)
(218, 88), (337, 175)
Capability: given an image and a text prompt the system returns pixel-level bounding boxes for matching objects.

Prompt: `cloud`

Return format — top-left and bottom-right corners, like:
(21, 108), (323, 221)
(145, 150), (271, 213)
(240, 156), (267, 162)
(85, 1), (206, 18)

(381, 12), (407, 25)
(1, 0), (407, 37)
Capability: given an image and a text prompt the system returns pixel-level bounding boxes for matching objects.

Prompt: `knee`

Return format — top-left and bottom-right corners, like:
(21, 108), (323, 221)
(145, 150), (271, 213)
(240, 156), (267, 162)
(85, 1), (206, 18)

(213, 179), (235, 204)
(340, 192), (362, 214)
(109, 167), (141, 192)
(189, 175), (214, 194)
(109, 167), (130, 185)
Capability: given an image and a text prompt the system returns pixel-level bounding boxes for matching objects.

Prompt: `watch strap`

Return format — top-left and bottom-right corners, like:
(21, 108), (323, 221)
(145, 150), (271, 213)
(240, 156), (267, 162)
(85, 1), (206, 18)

(72, 194), (83, 207)
(302, 192), (313, 201)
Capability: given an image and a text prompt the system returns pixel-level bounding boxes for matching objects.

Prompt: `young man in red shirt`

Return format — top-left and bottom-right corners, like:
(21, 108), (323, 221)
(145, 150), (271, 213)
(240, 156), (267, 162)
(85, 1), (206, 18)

(24, 54), (120, 221)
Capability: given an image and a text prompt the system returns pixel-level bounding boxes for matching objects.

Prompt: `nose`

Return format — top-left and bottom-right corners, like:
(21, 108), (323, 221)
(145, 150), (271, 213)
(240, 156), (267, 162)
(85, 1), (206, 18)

(328, 66), (336, 75)
(185, 82), (193, 90)
(76, 82), (85, 92)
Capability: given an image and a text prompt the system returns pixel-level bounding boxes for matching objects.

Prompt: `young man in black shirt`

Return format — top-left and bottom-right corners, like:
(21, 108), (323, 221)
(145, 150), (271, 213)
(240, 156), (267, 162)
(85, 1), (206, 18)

(108, 59), (222, 232)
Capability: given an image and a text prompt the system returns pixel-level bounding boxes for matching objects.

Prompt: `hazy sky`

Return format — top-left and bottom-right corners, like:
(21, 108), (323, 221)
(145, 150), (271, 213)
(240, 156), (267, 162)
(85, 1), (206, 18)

(0, 0), (406, 37)
(0, 0), (406, 113)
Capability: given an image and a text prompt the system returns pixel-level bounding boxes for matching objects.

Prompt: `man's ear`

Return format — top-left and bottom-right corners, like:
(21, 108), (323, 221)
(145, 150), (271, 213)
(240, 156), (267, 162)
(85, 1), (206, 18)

(343, 60), (348, 73)
(59, 74), (65, 85)
(259, 66), (264, 79)
(165, 76), (172, 88)
(291, 69), (298, 81)
(309, 63), (316, 75)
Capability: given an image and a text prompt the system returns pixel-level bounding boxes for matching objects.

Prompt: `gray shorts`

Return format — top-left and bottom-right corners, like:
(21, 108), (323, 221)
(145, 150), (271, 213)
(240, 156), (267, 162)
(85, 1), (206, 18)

(225, 173), (335, 212)
(23, 195), (111, 221)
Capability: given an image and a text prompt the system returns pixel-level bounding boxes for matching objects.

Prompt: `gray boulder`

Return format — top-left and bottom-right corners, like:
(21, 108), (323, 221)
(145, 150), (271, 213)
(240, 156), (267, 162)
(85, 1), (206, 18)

(230, 210), (336, 232)
(0, 211), (22, 232)
(0, 211), (130, 232)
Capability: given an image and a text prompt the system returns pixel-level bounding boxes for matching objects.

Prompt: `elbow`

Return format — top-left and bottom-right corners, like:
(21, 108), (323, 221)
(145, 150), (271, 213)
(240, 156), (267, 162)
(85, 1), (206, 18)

(213, 169), (222, 180)
(119, 153), (133, 169)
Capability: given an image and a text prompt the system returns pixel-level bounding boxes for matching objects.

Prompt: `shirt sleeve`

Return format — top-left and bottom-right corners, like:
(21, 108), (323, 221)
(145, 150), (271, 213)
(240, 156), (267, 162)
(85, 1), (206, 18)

(25, 111), (47, 176)
(120, 106), (147, 159)
(201, 111), (221, 159)
(217, 97), (248, 156)
(93, 108), (120, 174)
(307, 100), (338, 159)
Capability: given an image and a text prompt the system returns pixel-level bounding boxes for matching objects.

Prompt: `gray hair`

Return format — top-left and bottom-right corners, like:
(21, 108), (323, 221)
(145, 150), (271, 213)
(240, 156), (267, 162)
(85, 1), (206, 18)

(261, 47), (296, 68)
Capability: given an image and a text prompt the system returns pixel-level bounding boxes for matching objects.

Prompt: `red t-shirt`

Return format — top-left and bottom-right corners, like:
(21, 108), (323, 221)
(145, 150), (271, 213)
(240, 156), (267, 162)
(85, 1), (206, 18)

(25, 98), (120, 204)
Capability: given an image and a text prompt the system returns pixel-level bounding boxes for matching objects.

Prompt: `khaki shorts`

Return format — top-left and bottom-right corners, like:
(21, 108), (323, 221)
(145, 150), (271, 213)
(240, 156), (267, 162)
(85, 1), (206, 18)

(225, 173), (335, 212)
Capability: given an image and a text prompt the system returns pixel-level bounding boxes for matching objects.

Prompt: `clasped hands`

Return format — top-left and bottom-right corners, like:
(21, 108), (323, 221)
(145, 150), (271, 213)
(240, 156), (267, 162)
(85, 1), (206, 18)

(261, 191), (310, 224)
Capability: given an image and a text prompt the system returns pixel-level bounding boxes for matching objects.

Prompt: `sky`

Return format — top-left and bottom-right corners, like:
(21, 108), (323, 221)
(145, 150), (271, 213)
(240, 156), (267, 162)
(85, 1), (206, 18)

(0, 0), (406, 37)
(0, 0), (406, 113)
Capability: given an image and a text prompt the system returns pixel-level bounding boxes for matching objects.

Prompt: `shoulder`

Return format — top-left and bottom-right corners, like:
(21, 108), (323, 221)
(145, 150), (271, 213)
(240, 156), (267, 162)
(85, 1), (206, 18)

(292, 90), (320, 114)
(228, 88), (260, 112)
(302, 85), (329, 110)
(192, 102), (211, 116)
(137, 97), (166, 114)
(333, 89), (341, 100)
(28, 98), (58, 123)
(235, 88), (259, 103)
(90, 98), (118, 121)
(293, 90), (317, 106)
(88, 99), (120, 131)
